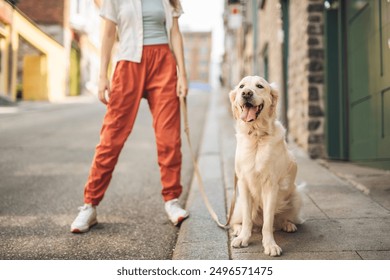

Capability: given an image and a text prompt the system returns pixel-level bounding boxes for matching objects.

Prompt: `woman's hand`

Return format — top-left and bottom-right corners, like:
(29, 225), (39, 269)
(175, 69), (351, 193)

(98, 77), (111, 105)
(171, 17), (188, 98)
(177, 74), (188, 97)
(98, 18), (116, 105)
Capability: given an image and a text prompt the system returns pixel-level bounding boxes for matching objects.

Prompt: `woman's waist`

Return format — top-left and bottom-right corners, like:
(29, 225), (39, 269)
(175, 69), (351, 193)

(142, 43), (170, 49)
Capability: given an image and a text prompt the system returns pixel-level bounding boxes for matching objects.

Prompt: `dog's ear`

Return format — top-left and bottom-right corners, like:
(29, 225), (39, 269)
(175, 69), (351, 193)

(229, 89), (237, 104)
(229, 89), (239, 120)
(269, 83), (279, 117)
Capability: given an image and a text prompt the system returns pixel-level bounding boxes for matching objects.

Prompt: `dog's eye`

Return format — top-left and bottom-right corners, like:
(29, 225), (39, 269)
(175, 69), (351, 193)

(239, 84), (244, 89)
(256, 84), (264, 89)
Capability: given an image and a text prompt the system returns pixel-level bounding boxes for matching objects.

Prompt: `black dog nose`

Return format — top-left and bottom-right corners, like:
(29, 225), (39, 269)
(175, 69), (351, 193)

(242, 90), (253, 99)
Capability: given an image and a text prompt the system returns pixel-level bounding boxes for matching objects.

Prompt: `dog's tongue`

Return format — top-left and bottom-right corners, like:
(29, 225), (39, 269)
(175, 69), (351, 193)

(240, 106), (257, 122)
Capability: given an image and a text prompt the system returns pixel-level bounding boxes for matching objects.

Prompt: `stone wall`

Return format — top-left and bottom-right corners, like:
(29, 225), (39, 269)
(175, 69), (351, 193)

(287, 0), (325, 158)
(306, 0), (325, 158)
(288, 0), (310, 151)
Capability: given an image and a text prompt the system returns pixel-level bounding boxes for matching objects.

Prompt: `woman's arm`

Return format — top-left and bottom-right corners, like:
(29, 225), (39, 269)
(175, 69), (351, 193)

(170, 17), (188, 97)
(98, 19), (117, 104)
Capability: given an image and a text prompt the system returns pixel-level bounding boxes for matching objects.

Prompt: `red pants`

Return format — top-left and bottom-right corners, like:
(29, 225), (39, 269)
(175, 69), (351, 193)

(84, 44), (182, 205)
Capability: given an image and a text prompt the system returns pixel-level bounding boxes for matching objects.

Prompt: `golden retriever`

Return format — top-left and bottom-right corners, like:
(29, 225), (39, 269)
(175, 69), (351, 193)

(229, 76), (303, 257)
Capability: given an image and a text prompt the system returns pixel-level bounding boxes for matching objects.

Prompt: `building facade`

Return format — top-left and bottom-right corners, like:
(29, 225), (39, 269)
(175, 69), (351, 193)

(0, 0), (101, 102)
(222, 0), (390, 169)
(17, 0), (101, 98)
(182, 31), (212, 87)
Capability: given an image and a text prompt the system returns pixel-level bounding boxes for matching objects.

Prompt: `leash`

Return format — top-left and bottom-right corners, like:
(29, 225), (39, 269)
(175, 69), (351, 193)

(179, 96), (237, 229)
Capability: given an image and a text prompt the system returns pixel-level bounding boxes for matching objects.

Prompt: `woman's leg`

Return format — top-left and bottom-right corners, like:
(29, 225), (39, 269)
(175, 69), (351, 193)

(83, 61), (146, 205)
(144, 45), (183, 202)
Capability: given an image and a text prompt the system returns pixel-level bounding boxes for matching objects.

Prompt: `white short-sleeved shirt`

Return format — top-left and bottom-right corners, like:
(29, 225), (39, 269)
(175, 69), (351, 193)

(100, 0), (183, 63)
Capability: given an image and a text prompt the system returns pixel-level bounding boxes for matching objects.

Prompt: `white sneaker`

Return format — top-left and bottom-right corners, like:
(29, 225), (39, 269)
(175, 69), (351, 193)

(165, 199), (189, 226)
(70, 204), (97, 233)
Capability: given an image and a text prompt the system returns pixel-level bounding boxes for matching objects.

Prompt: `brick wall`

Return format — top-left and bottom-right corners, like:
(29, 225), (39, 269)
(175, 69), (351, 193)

(17, 0), (65, 25)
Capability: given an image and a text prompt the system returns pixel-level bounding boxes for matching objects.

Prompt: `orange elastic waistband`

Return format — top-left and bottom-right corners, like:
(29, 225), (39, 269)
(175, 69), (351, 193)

(143, 44), (170, 50)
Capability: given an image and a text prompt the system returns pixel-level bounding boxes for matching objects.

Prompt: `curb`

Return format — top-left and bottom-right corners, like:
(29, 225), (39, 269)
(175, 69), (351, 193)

(173, 89), (230, 260)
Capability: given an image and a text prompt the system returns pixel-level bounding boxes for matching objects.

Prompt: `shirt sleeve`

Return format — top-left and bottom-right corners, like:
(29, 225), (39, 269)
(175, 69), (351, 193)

(100, 0), (117, 24)
(172, 0), (184, 18)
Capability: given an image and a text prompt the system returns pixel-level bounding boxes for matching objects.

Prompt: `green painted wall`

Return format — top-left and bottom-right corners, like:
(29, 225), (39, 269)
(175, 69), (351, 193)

(70, 45), (81, 96)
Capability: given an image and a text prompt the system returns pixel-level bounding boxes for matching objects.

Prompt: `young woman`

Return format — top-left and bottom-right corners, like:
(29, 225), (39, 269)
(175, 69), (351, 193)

(71, 0), (189, 233)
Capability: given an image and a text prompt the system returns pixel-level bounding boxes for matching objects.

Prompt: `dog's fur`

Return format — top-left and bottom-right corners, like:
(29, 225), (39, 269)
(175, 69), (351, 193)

(229, 76), (303, 257)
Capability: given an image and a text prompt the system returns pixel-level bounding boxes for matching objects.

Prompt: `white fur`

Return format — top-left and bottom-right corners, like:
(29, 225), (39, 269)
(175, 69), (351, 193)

(229, 76), (303, 257)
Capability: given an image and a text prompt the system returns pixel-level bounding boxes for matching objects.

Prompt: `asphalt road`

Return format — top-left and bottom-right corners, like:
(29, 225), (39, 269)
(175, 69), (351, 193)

(0, 90), (209, 260)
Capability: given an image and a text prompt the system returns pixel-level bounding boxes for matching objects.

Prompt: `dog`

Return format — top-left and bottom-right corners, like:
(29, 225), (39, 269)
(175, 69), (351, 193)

(229, 76), (303, 257)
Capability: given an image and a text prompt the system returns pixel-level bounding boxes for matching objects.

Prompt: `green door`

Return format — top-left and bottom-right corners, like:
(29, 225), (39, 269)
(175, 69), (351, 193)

(347, 0), (390, 169)
(324, 4), (348, 160)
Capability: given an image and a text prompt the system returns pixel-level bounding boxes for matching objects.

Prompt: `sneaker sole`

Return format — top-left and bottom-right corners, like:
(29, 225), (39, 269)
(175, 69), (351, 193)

(71, 219), (98, 233)
(174, 214), (189, 226)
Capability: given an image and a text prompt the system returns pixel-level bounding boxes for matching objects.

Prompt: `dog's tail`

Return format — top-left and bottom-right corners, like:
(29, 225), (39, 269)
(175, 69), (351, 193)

(294, 181), (307, 225)
(297, 181), (307, 192)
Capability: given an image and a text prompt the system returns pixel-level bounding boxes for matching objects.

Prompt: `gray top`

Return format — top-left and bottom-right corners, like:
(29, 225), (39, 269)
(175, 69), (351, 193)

(142, 0), (169, 45)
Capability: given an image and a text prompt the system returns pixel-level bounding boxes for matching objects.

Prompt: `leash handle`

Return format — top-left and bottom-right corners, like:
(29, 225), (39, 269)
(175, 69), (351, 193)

(180, 96), (237, 229)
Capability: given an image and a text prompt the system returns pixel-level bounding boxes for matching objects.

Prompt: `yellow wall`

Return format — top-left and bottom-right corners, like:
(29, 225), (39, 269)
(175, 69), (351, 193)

(23, 55), (48, 100)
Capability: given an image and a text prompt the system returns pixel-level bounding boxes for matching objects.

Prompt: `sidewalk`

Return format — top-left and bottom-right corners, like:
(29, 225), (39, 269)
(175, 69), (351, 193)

(0, 95), (96, 115)
(173, 88), (390, 260)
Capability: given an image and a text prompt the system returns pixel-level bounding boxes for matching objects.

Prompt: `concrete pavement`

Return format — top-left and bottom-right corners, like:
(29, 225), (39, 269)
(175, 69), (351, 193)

(173, 88), (390, 260)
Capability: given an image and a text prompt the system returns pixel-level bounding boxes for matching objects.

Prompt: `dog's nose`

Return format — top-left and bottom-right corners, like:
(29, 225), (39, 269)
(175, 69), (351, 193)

(242, 90), (253, 99)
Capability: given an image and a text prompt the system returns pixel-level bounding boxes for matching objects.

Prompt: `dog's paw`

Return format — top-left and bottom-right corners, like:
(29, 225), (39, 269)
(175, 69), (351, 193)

(282, 221), (297, 233)
(231, 236), (249, 248)
(232, 224), (242, 236)
(263, 242), (282, 257)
